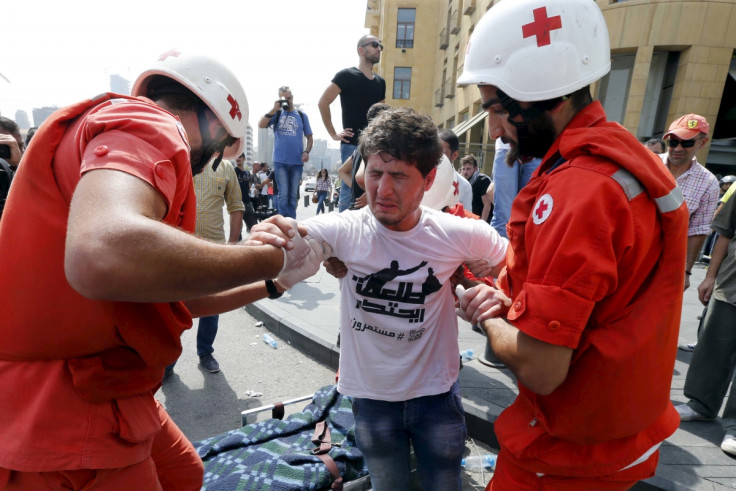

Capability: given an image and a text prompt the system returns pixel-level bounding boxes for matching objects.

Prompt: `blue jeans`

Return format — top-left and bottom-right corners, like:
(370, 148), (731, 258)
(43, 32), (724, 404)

(196, 315), (219, 357)
(338, 144), (357, 212)
(273, 162), (303, 219)
(490, 146), (541, 238)
(315, 190), (329, 214)
(351, 381), (467, 491)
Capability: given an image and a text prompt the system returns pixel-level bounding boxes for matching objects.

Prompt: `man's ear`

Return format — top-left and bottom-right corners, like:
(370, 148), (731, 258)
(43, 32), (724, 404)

(424, 167), (437, 192)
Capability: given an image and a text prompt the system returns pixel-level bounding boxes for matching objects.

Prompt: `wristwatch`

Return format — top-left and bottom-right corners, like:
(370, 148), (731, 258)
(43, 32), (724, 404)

(265, 279), (283, 299)
(265, 113), (275, 118)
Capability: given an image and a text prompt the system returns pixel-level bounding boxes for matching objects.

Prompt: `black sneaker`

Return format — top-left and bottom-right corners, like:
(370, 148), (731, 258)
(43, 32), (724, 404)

(199, 353), (220, 373)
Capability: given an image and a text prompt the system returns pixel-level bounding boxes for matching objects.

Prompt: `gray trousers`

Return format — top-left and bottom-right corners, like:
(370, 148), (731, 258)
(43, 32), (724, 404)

(684, 297), (736, 431)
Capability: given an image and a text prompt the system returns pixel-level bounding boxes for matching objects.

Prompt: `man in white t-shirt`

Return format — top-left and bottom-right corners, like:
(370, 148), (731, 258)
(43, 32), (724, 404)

(294, 107), (507, 490)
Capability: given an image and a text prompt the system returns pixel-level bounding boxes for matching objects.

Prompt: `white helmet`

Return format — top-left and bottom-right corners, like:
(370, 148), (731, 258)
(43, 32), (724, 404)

(422, 155), (461, 211)
(457, 0), (610, 102)
(132, 49), (248, 159)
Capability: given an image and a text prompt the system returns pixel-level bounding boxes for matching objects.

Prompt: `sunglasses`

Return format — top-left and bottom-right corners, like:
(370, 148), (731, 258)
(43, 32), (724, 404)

(666, 138), (700, 149)
(361, 41), (383, 50)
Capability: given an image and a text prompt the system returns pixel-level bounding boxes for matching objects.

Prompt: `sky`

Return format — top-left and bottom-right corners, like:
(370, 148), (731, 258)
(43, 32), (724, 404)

(1, 0), (371, 146)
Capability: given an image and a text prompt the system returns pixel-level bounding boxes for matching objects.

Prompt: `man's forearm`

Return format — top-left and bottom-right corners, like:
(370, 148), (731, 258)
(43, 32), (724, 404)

(319, 108), (337, 139)
(185, 280), (278, 318)
(706, 234), (730, 280)
(337, 158), (353, 187)
(481, 316), (572, 395)
(305, 135), (313, 154)
(67, 216), (284, 303)
(228, 210), (244, 243)
(686, 234), (707, 271)
(481, 195), (492, 222)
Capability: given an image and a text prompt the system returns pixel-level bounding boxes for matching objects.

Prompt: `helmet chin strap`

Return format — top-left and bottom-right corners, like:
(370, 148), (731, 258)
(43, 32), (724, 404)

(191, 107), (235, 175)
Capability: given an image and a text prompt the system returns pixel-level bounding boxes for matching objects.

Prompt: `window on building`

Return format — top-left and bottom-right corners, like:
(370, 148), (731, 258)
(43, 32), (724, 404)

(597, 52), (635, 124)
(638, 51), (680, 139)
(393, 67), (412, 99)
(708, 54), (736, 172)
(397, 8), (416, 49)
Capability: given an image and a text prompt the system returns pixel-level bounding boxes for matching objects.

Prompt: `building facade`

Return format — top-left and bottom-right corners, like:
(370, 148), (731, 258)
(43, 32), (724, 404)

(367, 0), (736, 176)
(31, 106), (59, 128)
(244, 124), (255, 166)
(109, 74), (131, 96)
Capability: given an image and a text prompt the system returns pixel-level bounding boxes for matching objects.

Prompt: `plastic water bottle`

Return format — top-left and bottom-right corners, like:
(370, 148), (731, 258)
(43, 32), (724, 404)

(460, 349), (474, 362)
(461, 454), (497, 469)
(262, 333), (278, 349)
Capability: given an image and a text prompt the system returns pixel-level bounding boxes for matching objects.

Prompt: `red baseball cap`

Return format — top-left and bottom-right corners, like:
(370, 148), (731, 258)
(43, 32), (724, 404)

(664, 114), (710, 140)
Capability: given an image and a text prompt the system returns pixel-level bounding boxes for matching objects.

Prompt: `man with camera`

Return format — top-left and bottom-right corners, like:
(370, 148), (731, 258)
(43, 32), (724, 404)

(258, 86), (313, 219)
(0, 116), (24, 217)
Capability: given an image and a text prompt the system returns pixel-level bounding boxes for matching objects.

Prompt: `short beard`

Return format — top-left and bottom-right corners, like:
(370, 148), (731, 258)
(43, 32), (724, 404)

(504, 112), (556, 167)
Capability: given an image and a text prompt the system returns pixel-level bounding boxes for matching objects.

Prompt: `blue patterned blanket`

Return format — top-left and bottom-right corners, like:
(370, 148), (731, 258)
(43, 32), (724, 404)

(194, 385), (368, 490)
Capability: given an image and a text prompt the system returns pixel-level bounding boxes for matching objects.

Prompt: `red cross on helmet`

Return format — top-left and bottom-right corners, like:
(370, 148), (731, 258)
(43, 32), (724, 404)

(132, 49), (248, 159)
(457, 0), (611, 102)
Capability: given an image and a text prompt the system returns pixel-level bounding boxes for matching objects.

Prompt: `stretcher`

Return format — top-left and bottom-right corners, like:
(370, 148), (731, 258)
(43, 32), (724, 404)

(193, 385), (371, 490)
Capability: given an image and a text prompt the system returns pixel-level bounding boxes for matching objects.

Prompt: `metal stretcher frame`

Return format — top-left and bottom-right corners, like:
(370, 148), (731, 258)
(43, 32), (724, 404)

(240, 394), (313, 426)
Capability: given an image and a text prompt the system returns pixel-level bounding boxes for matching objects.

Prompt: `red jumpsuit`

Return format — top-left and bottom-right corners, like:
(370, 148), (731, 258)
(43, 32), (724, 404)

(489, 102), (688, 489)
(0, 94), (202, 489)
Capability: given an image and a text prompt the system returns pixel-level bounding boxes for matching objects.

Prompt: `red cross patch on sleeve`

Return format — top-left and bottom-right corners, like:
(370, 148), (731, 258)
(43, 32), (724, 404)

(532, 194), (554, 224)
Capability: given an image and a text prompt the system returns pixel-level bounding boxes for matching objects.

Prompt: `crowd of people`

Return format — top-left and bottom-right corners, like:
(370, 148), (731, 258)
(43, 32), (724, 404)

(0, 0), (734, 489)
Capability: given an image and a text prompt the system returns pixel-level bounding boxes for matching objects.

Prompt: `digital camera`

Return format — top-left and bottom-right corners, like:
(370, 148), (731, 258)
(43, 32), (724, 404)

(279, 97), (289, 109)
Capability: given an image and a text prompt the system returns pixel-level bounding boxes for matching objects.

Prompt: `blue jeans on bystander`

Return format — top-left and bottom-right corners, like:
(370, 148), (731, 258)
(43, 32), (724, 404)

(315, 191), (329, 214)
(196, 314), (219, 357)
(351, 380), (467, 491)
(338, 143), (357, 212)
(273, 162), (303, 219)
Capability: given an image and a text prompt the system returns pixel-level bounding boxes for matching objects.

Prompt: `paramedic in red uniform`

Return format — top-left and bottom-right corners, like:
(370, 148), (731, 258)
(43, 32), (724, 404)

(0, 51), (321, 490)
(456, 1), (689, 489)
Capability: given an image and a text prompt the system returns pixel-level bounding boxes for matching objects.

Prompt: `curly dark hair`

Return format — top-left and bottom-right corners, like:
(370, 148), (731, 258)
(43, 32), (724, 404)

(358, 107), (441, 177)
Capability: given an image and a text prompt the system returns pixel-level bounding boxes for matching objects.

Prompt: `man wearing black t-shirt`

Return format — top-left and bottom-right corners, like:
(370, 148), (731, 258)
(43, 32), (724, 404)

(460, 154), (493, 222)
(318, 34), (386, 212)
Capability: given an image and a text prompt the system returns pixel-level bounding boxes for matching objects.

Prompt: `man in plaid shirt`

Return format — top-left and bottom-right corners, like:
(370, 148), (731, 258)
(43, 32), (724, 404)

(660, 114), (720, 290)
(166, 157), (244, 377)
